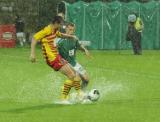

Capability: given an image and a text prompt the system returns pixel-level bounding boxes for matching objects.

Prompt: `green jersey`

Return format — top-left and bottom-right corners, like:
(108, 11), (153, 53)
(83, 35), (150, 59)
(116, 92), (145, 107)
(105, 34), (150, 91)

(57, 38), (81, 66)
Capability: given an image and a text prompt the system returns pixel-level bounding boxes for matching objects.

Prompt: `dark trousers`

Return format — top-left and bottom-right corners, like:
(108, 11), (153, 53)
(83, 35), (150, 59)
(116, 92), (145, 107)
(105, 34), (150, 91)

(131, 32), (142, 55)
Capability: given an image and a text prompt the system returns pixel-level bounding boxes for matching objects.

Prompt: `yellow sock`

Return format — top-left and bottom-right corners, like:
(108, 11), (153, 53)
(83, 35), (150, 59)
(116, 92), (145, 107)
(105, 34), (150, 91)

(61, 80), (73, 100)
(73, 81), (81, 94)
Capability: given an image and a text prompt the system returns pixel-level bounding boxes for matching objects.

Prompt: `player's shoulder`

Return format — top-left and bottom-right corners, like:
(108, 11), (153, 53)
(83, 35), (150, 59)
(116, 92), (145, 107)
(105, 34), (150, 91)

(45, 24), (52, 30)
(43, 24), (52, 34)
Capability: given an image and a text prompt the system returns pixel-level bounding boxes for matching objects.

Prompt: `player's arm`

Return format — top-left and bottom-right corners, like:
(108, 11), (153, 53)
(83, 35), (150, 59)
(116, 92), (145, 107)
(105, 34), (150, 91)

(57, 31), (78, 41)
(76, 40), (91, 58)
(30, 38), (38, 62)
(30, 28), (47, 62)
(80, 44), (91, 58)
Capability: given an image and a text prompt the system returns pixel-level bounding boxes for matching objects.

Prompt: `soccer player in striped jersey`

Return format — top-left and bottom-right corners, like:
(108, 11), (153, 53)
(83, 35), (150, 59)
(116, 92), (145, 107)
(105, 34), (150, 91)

(56, 22), (91, 91)
(30, 16), (83, 104)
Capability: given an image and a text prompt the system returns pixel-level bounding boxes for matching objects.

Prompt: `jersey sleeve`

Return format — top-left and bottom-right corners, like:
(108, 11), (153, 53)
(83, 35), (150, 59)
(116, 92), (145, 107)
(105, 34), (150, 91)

(56, 31), (62, 38)
(33, 26), (50, 41)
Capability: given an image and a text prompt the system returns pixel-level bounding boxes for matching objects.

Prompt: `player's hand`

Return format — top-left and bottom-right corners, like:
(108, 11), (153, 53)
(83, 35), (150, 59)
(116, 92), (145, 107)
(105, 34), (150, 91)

(85, 50), (92, 58)
(30, 54), (36, 63)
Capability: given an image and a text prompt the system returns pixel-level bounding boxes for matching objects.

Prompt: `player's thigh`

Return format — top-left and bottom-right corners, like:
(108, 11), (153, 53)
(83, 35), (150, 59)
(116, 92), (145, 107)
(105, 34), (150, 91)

(60, 63), (80, 81)
(60, 63), (75, 77)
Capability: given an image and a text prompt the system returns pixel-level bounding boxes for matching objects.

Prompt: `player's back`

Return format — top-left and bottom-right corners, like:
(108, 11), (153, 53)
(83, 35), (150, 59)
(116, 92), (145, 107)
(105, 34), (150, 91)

(34, 24), (61, 62)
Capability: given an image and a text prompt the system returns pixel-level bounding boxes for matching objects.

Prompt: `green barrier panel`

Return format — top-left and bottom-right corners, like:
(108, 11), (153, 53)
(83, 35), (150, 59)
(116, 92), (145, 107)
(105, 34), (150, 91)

(66, 1), (160, 50)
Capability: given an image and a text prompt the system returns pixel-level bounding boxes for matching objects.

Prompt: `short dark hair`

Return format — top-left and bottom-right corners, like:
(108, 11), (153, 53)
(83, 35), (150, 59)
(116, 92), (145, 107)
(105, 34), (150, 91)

(52, 16), (63, 24)
(66, 22), (75, 27)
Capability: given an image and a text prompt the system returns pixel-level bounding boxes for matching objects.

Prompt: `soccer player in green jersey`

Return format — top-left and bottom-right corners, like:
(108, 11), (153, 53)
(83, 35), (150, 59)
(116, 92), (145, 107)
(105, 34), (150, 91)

(56, 22), (91, 91)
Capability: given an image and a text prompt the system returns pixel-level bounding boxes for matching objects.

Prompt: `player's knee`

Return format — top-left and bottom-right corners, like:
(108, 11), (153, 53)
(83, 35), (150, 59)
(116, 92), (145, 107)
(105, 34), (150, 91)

(69, 73), (81, 82)
(74, 75), (81, 82)
(82, 74), (89, 82)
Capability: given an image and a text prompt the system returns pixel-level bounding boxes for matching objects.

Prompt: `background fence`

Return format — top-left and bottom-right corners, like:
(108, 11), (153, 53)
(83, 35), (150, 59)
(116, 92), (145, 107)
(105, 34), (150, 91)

(66, 1), (160, 49)
(0, 0), (160, 49)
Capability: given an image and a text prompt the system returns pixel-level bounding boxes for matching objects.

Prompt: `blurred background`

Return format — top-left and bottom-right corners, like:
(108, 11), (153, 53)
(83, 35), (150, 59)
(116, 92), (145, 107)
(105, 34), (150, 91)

(0, 0), (160, 49)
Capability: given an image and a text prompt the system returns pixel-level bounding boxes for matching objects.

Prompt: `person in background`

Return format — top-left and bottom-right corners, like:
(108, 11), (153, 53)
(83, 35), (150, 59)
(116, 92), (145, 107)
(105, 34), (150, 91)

(126, 14), (143, 55)
(134, 13), (144, 54)
(15, 15), (26, 46)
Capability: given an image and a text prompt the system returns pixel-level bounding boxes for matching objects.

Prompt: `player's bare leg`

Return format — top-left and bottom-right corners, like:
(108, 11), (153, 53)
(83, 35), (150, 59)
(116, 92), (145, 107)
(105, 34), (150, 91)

(80, 73), (89, 91)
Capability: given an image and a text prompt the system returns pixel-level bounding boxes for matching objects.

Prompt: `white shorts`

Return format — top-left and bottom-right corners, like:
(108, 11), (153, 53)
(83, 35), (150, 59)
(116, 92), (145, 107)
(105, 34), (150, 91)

(16, 32), (25, 38)
(16, 32), (26, 42)
(72, 62), (86, 76)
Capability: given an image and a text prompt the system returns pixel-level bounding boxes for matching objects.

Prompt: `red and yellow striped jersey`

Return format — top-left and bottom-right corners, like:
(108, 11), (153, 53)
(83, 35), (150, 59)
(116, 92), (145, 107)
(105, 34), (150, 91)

(34, 24), (62, 62)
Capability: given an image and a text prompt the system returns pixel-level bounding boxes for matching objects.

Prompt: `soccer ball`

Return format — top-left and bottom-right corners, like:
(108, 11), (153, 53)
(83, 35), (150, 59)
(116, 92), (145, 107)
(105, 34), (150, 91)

(88, 89), (100, 102)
